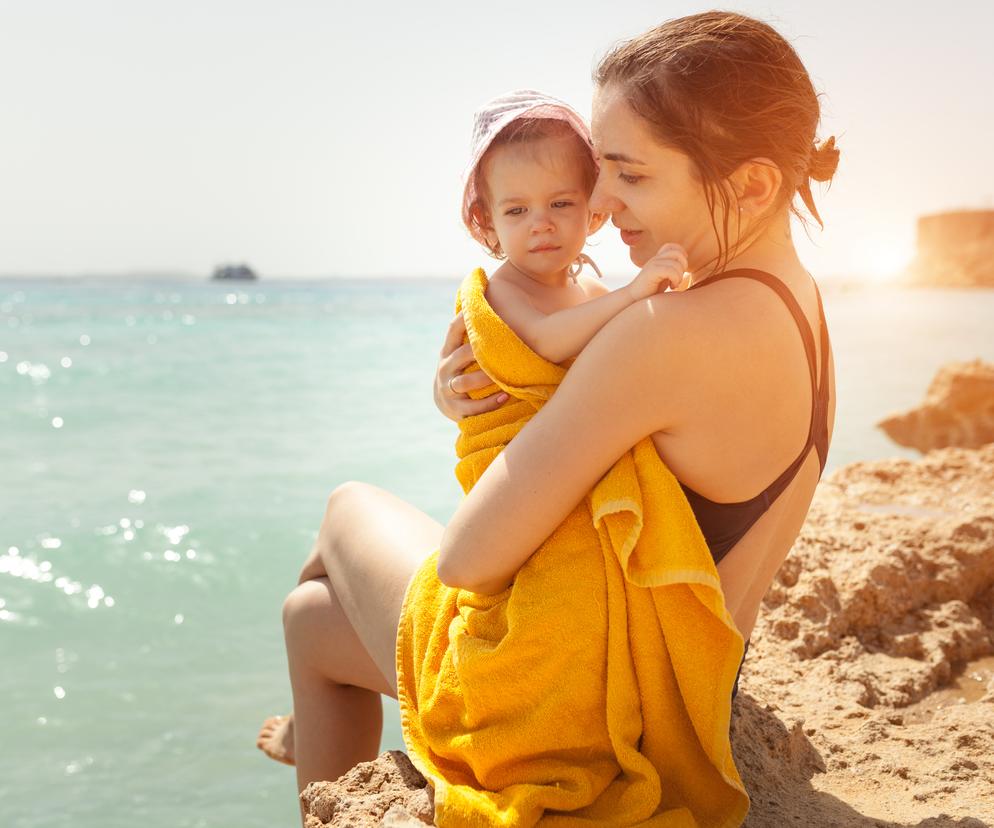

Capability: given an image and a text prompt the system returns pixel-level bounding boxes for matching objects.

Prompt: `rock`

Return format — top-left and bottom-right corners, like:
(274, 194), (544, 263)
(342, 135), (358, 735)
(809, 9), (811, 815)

(734, 443), (994, 826)
(380, 801), (433, 827)
(904, 209), (994, 287)
(877, 359), (994, 451)
(300, 750), (433, 827)
(305, 445), (994, 827)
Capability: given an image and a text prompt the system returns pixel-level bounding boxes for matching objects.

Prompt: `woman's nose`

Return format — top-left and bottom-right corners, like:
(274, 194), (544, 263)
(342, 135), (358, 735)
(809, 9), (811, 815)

(589, 174), (623, 215)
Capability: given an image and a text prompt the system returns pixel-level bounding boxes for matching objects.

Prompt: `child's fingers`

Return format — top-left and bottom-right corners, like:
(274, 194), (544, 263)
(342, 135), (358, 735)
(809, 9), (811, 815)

(656, 261), (688, 282)
(654, 247), (688, 264)
(646, 259), (686, 280)
(652, 242), (688, 260)
(648, 247), (687, 265)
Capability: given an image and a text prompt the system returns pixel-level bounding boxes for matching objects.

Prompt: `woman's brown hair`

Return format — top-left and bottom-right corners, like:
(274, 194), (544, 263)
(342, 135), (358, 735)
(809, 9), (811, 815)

(594, 11), (840, 275)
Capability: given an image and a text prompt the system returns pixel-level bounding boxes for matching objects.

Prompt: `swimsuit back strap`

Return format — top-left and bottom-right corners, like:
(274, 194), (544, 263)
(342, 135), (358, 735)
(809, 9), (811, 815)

(686, 268), (828, 473)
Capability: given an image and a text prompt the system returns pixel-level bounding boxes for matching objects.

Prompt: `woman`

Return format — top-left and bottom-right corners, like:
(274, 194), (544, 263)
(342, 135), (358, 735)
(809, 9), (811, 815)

(258, 9), (838, 821)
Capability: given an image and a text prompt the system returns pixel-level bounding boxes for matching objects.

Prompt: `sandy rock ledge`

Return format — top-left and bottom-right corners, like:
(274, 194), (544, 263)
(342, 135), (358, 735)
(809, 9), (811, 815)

(730, 443), (994, 826)
(305, 445), (994, 827)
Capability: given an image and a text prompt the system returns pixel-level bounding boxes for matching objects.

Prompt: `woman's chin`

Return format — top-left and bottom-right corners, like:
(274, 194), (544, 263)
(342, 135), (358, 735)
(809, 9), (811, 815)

(629, 248), (651, 268)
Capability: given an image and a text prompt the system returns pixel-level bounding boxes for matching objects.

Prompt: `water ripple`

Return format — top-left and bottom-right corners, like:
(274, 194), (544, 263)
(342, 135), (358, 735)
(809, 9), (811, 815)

(160, 524), (190, 545)
(15, 361), (51, 383)
(0, 546), (115, 613)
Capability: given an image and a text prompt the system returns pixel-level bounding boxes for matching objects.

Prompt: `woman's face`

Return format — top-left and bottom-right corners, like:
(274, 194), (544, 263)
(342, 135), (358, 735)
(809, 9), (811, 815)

(590, 84), (726, 271)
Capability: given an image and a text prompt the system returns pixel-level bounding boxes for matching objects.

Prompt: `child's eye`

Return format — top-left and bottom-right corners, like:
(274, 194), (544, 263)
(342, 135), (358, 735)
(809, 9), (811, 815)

(505, 207), (525, 216)
(618, 173), (643, 184)
(552, 200), (575, 208)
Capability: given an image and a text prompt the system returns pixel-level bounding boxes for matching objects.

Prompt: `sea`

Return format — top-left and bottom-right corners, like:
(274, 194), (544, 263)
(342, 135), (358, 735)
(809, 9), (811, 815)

(2, 276), (992, 827)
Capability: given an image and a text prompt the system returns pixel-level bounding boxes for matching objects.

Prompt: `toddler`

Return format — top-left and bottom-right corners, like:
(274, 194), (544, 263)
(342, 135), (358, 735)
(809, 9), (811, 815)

(461, 89), (688, 364)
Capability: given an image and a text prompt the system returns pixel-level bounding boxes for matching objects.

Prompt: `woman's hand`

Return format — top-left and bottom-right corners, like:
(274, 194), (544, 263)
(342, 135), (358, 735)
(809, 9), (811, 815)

(434, 312), (509, 422)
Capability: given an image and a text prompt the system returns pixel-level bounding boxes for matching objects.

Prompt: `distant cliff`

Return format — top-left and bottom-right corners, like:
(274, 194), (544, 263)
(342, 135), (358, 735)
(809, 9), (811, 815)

(905, 209), (994, 287)
(878, 359), (994, 452)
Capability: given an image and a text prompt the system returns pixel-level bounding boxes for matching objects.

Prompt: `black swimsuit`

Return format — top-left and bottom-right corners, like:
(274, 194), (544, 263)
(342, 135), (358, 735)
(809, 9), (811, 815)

(676, 269), (831, 700)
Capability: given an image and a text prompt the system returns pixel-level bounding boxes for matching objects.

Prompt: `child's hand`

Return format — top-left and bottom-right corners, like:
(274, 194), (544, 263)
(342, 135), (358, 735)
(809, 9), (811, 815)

(626, 243), (689, 301)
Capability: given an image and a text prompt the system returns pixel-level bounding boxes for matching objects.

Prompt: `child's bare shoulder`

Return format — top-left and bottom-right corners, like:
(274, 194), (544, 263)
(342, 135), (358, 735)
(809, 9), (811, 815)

(485, 272), (535, 320)
(578, 273), (611, 299)
(486, 272), (532, 301)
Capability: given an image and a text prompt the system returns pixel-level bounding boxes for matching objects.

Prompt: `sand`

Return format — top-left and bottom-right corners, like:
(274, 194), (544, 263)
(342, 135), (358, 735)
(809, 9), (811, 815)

(731, 443), (994, 826)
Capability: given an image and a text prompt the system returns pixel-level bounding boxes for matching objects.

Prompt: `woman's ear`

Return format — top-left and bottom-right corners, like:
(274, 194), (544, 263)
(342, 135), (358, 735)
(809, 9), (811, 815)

(730, 157), (783, 216)
(587, 211), (609, 236)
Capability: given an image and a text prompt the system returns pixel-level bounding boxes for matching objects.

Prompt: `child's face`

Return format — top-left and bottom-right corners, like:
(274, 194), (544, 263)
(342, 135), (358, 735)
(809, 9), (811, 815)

(481, 137), (593, 280)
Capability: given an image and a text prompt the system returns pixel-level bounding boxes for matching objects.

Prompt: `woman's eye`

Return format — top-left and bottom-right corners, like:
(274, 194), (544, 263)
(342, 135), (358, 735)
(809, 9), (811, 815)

(618, 173), (643, 184)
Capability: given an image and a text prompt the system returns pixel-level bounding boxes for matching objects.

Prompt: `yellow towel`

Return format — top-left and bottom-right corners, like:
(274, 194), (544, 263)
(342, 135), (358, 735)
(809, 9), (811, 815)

(395, 268), (750, 827)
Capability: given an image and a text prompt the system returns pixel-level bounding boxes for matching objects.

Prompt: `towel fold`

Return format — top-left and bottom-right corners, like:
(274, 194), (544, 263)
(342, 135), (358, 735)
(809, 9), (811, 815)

(395, 268), (750, 827)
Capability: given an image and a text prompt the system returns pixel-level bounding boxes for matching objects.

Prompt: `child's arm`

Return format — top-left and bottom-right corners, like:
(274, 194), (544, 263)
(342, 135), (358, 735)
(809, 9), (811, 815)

(487, 244), (688, 364)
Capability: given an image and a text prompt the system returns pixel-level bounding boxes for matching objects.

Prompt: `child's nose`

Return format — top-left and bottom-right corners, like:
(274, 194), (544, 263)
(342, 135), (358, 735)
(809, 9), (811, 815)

(530, 210), (555, 232)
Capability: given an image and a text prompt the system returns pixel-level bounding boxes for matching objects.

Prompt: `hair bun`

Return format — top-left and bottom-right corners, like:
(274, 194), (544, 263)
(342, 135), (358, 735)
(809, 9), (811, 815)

(808, 135), (839, 182)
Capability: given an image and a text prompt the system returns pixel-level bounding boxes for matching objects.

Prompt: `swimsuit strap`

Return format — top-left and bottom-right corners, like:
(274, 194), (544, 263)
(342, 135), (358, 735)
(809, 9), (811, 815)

(686, 268), (830, 503)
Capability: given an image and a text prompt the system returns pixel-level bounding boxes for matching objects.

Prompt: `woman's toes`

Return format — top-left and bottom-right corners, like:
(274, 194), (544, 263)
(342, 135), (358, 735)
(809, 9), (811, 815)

(256, 714), (296, 766)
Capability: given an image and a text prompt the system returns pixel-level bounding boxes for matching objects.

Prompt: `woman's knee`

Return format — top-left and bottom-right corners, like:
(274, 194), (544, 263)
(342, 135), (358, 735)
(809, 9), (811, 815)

(281, 575), (392, 694)
(321, 482), (383, 551)
(325, 481), (377, 522)
(282, 578), (336, 643)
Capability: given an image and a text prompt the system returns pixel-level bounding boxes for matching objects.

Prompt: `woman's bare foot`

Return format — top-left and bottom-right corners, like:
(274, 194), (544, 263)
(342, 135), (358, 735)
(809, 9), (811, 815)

(256, 713), (295, 766)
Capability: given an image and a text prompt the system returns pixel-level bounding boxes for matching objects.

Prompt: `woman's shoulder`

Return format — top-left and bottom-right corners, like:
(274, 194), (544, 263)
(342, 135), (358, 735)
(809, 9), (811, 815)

(595, 280), (807, 397)
(623, 284), (754, 348)
(657, 267), (819, 337)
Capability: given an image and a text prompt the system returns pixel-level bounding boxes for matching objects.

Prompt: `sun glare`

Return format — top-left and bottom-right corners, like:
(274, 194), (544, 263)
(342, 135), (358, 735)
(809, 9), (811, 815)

(864, 245), (914, 283)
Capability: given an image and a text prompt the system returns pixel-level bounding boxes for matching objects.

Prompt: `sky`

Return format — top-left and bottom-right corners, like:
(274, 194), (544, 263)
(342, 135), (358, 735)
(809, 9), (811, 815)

(2, 0), (992, 282)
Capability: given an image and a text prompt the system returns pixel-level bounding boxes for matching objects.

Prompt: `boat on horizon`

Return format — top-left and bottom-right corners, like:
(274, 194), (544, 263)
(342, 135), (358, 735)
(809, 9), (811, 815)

(211, 263), (258, 281)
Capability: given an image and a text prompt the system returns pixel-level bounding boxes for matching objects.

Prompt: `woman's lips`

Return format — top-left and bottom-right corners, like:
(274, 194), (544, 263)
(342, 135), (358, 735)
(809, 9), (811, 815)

(620, 229), (643, 246)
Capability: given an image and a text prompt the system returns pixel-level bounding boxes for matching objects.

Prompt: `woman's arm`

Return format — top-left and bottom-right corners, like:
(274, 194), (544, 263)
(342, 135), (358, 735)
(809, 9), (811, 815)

(436, 292), (703, 594)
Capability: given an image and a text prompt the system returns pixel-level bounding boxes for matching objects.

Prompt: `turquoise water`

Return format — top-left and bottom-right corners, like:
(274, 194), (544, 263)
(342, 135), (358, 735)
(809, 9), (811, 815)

(2, 277), (992, 826)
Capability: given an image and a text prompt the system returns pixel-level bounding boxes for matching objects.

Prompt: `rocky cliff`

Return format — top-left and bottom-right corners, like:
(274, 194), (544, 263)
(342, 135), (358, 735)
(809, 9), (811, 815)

(905, 209), (994, 287)
(878, 359), (994, 452)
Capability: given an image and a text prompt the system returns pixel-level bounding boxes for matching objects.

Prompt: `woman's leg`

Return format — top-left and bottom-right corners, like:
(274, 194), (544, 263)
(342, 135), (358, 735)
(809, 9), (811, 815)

(262, 481), (444, 818)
